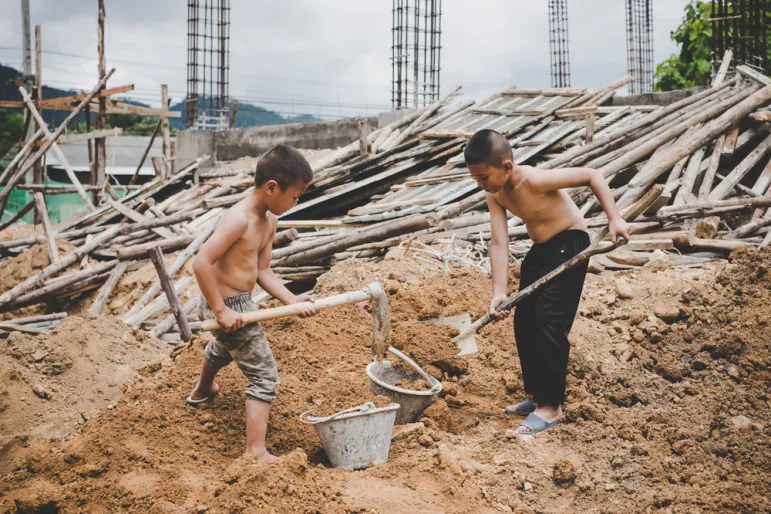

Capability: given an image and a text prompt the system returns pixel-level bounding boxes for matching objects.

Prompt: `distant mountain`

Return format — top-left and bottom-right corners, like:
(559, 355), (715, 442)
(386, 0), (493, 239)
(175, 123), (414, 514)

(0, 62), (322, 129)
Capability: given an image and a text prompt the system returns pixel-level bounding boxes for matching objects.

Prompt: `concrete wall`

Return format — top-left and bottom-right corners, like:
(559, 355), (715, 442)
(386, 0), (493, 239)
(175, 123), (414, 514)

(612, 87), (708, 107)
(177, 117), (377, 169)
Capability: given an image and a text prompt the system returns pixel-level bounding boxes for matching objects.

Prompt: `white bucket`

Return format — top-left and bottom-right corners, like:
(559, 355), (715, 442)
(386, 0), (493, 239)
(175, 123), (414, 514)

(299, 402), (400, 470)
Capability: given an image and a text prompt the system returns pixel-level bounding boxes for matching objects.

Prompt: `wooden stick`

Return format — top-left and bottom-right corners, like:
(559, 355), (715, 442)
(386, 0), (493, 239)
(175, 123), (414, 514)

(150, 296), (201, 338)
(0, 322), (47, 335)
(0, 223), (120, 308)
(129, 117), (162, 186)
(58, 128), (123, 144)
(19, 87), (96, 211)
(1, 259), (120, 311)
(122, 222), (216, 321)
(618, 85), (771, 209)
(0, 200), (34, 233)
(722, 126), (740, 155)
(656, 196), (771, 222)
(709, 132), (771, 201)
(125, 277), (193, 327)
(457, 239), (628, 341)
(88, 260), (130, 316)
(148, 246), (192, 341)
(161, 85), (171, 177)
(105, 198), (176, 239)
(674, 146), (707, 205)
(33, 193), (58, 263)
(116, 234), (194, 261)
(698, 134), (727, 200)
(94, 0), (107, 204)
(199, 288), (374, 332)
(7, 312), (67, 325)
(0, 128), (44, 185)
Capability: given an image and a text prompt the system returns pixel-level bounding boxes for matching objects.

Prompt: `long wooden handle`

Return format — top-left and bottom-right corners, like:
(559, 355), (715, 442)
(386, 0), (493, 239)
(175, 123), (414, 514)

(200, 289), (372, 332)
(458, 238), (627, 340)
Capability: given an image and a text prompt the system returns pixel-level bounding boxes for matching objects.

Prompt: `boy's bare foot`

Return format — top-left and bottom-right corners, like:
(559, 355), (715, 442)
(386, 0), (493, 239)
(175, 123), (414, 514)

(187, 381), (220, 404)
(251, 450), (278, 463)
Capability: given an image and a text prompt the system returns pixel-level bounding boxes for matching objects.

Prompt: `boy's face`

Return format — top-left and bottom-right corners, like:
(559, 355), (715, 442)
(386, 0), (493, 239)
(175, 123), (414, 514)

(467, 159), (512, 194)
(263, 180), (309, 216)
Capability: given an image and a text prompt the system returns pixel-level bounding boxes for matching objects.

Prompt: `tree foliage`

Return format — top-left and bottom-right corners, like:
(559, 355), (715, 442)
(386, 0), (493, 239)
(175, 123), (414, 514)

(654, 1), (714, 92)
(0, 109), (25, 167)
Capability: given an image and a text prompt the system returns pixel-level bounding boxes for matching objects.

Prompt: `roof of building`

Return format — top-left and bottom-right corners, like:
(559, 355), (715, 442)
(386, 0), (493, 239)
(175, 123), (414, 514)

(45, 135), (172, 176)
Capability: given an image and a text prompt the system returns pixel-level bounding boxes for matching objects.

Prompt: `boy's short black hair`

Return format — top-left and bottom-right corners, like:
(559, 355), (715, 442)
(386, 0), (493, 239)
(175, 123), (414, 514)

(464, 129), (513, 167)
(254, 144), (313, 190)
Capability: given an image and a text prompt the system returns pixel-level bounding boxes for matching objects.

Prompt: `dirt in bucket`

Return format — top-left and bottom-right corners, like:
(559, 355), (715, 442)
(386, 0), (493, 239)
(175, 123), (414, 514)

(393, 378), (431, 391)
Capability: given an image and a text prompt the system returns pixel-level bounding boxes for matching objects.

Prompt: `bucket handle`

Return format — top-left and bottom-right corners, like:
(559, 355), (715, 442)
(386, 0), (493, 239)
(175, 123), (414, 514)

(386, 346), (441, 392)
(299, 402), (377, 425)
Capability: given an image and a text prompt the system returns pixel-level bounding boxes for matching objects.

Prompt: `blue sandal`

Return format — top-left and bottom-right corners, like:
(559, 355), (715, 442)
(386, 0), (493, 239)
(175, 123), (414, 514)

(517, 412), (558, 435)
(504, 398), (536, 416)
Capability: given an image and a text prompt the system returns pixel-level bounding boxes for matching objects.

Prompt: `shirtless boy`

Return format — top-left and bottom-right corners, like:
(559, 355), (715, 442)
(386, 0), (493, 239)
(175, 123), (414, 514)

(187, 144), (317, 462)
(464, 129), (630, 435)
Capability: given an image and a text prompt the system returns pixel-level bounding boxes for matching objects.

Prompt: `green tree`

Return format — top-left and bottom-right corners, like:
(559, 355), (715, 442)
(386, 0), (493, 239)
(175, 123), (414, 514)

(654, 1), (713, 92)
(0, 109), (25, 168)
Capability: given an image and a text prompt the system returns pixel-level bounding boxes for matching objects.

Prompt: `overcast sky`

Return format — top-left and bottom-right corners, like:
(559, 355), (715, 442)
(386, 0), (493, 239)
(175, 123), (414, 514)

(0, 0), (691, 120)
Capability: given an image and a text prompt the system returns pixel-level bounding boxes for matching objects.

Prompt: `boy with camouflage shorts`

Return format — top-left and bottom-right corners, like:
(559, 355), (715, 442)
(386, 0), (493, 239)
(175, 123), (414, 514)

(187, 145), (317, 463)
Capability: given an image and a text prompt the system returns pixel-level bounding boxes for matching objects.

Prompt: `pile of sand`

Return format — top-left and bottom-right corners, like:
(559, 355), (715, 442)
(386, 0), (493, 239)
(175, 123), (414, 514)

(1, 248), (770, 512)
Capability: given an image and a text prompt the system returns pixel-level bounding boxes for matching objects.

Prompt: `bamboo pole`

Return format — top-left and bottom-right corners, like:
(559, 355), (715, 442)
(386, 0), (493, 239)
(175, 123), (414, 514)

(150, 296), (201, 339)
(94, 0), (107, 203)
(709, 131), (771, 201)
(88, 260), (130, 316)
(149, 246), (192, 341)
(122, 221), (216, 321)
(32, 193), (58, 263)
(0, 128), (44, 185)
(698, 134), (727, 200)
(18, 88), (96, 210)
(618, 85), (771, 209)
(0, 69), (115, 219)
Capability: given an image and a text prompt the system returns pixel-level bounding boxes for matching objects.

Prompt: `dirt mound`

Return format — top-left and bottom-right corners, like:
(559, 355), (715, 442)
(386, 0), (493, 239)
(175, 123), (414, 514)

(2, 248), (771, 512)
(0, 240), (77, 294)
(0, 315), (168, 473)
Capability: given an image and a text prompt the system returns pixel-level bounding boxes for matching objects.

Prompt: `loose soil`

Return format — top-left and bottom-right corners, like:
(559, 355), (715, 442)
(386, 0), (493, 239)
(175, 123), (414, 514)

(1, 248), (770, 513)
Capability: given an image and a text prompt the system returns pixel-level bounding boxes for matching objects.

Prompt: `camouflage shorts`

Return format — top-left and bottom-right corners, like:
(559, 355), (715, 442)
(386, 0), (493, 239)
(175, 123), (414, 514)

(201, 292), (279, 403)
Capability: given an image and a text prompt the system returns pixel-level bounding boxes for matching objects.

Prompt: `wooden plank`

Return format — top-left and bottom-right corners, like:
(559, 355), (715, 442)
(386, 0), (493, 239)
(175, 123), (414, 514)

(40, 84), (135, 108)
(149, 246), (192, 342)
(58, 127), (123, 144)
(32, 193), (58, 263)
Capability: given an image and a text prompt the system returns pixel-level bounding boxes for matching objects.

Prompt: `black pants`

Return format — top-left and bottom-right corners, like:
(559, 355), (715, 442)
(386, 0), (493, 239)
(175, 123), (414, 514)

(514, 229), (590, 406)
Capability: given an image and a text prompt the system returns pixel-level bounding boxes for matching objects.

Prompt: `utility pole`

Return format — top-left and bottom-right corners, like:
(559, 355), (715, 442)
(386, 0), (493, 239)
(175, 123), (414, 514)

(93, 0), (106, 204)
(21, 0), (35, 185)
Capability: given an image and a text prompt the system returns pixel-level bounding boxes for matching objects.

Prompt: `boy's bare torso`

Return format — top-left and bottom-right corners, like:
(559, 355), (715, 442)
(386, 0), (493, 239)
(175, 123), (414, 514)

(493, 165), (587, 243)
(213, 200), (276, 298)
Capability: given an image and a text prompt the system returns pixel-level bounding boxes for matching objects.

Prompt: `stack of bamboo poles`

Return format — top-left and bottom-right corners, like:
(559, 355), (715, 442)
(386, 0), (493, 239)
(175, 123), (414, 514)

(2, 53), (771, 343)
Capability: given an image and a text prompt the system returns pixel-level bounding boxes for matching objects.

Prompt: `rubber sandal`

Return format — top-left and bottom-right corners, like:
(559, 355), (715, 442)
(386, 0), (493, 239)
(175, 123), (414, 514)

(186, 386), (219, 407)
(517, 412), (558, 435)
(504, 398), (536, 416)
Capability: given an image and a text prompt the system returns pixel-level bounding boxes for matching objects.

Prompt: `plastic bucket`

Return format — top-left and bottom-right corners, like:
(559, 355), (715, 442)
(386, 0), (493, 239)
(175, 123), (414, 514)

(366, 347), (443, 425)
(299, 402), (400, 470)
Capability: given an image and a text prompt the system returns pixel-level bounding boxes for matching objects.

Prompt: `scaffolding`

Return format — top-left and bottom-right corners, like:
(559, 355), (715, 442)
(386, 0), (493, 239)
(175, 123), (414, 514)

(391, 0), (442, 109)
(711, 0), (768, 75)
(186, 0), (231, 131)
(626, 0), (654, 94)
(548, 0), (571, 88)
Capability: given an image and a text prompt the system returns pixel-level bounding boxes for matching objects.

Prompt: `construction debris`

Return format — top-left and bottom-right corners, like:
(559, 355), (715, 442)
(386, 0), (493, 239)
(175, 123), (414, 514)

(1, 51), (771, 343)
